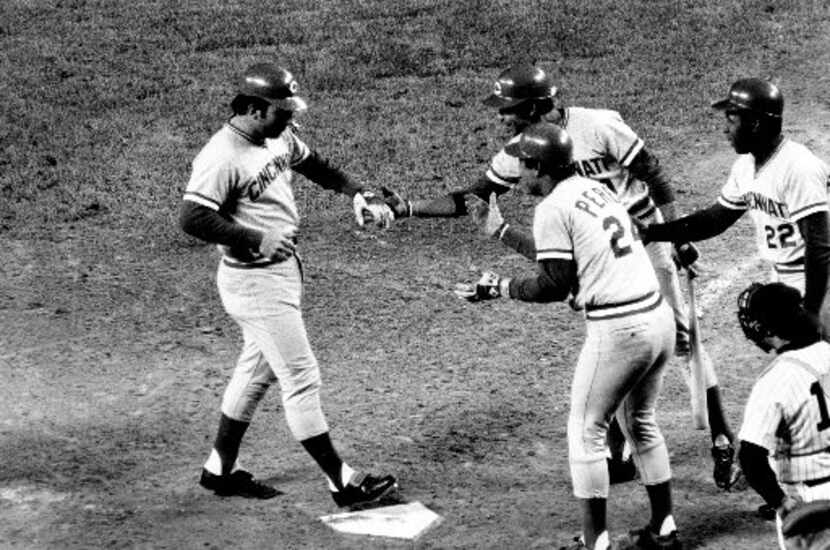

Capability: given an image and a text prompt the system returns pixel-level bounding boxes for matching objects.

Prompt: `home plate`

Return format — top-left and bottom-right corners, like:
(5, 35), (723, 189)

(320, 501), (442, 540)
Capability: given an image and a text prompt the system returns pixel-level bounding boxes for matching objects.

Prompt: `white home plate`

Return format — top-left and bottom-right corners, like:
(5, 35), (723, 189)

(320, 501), (442, 540)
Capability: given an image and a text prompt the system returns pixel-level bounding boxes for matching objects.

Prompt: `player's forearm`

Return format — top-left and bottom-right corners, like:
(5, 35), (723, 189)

(409, 179), (510, 218)
(179, 201), (262, 249)
(738, 441), (786, 508)
(799, 213), (830, 314)
(645, 203), (741, 243)
(630, 147), (676, 207)
(408, 194), (464, 217)
(506, 259), (573, 303)
(498, 224), (536, 260)
(293, 151), (362, 197)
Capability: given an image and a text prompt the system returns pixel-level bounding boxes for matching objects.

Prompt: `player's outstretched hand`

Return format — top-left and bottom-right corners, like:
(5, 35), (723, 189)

(353, 191), (394, 229)
(260, 226), (297, 261)
(453, 271), (508, 302)
(466, 192), (506, 238)
(381, 186), (412, 219)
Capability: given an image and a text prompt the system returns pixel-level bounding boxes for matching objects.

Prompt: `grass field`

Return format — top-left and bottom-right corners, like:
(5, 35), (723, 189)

(2, 1), (830, 548)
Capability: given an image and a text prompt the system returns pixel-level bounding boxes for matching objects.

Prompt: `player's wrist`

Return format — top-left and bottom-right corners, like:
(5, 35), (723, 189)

(495, 222), (510, 240)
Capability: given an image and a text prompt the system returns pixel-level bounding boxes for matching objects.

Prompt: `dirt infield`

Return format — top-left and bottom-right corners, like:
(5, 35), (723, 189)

(3, 1), (830, 548)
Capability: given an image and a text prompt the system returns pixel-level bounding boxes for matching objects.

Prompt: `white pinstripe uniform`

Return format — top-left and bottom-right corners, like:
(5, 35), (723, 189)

(718, 139), (830, 293)
(533, 174), (675, 498)
(184, 123), (332, 450)
(739, 341), (830, 501)
(489, 107), (689, 349)
(738, 341), (830, 548)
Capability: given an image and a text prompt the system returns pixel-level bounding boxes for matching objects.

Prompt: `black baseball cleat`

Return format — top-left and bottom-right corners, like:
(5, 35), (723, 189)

(199, 469), (281, 499)
(617, 526), (682, 550)
(331, 472), (398, 508)
(711, 443), (743, 490)
(608, 456), (638, 484)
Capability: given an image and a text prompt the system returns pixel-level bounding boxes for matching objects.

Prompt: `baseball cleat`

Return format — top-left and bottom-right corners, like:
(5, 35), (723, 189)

(331, 472), (398, 508)
(616, 526), (682, 550)
(199, 469), (281, 499)
(608, 456), (638, 484)
(711, 443), (743, 490)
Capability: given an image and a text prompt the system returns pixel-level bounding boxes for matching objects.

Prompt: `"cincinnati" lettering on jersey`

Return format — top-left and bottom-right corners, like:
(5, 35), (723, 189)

(574, 157), (612, 178)
(248, 155), (290, 201)
(743, 192), (789, 218)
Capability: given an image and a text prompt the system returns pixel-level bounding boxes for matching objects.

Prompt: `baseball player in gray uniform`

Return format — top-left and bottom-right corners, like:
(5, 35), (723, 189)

(384, 63), (737, 489)
(735, 282), (830, 549)
(455, 122), (680, 550)
(179, 62), (397, 506)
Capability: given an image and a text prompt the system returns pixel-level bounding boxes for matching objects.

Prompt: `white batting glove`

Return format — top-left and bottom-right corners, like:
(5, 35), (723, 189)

(454, 271), (510, 302)
(353, 191), (394, 229)
(259, 226), (297, 261)
(466, 192), (507, 238)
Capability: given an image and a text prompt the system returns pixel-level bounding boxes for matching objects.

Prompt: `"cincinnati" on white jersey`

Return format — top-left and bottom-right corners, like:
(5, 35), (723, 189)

(183, 124), (310, 263)
(487, 107), (653, 219)
(718, 139), (830, 273)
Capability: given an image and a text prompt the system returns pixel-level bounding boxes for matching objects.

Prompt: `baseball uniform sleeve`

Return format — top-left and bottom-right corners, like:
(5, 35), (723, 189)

(184, 154), (238, 211)
(286, 129), (312, 166)
(486, 139), (522, 188)
(781, 157), (829, 223)
(738, 368), (787, 452)
(718, 162), (749, 211)
(600, 110), (644, 168)
(534, 201), (573, 262)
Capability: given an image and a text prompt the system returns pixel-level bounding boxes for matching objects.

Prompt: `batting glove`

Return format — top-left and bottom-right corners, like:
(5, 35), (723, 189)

(381, 186), (413, 219)
(673, 242), (702, 277)
(466, 192), (508, 239)
(453, 271), (510, 302)
(353, 191), (394, 229)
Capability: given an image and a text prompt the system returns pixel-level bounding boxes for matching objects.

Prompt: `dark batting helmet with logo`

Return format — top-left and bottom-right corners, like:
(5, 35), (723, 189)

(504, 122), (573, 168)
(712, 78), (783, 118)
(483, 64), (557, 109)
(237, 63), (308, 112)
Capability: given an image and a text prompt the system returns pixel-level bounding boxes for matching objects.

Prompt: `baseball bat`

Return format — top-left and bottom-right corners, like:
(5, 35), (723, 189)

(685, 270), (710, 430)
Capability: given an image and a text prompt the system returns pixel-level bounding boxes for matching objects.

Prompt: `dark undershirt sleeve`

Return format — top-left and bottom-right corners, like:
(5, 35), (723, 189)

(179, 200), (262, 250)
(645, 202), (744, 243)
(738, 441), (786, 508)
(507, 258), (575, 303)
(799, 211), (830, 314)
(292, 150), (362, 197)
(628, 147), (675, 207)
(447, 178), (512, 216)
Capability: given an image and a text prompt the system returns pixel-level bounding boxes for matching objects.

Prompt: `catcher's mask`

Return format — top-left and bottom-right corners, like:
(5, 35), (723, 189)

(736, 282), (806, 353)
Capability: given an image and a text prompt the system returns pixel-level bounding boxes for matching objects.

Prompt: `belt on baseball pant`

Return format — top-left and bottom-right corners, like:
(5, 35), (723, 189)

(222, 253), (296, 269)
(584, 291), (663, 321)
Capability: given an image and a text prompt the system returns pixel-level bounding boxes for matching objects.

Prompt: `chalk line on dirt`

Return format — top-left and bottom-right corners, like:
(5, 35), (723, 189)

(695, 256), (762, 314)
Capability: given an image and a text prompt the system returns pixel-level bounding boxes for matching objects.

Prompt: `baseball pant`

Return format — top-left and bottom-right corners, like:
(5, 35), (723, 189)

(569, 300), (674, 499)
(216, 256), (329, 441)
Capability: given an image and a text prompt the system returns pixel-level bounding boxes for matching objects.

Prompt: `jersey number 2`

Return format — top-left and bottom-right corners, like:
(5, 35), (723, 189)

(603, 216), (635, 258)
(810, 381), (830, 431)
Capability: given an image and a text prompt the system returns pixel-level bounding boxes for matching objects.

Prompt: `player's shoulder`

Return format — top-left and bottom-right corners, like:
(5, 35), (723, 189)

(193, 126), (240, 166)
(563, 106), (626, 126)
(779, 138), (827, 170)
(780, 340), (830, 373)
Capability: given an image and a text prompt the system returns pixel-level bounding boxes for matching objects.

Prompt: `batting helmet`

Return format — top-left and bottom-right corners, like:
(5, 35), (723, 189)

(711, 78), (783, 118)
(504, 122), (573, 168)
(482, 64), (557, 109)
(237, 63), (307, 112)
(736, 282), (817, 352)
